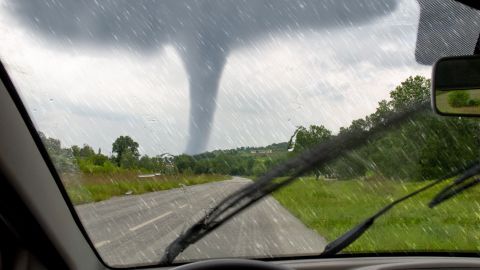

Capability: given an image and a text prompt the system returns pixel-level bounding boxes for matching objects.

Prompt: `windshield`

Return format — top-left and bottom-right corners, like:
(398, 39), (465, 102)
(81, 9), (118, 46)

(1, 0), (479, 267)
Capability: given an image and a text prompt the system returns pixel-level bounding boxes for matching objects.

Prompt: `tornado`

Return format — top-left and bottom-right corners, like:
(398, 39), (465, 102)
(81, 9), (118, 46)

(176, 36), (229, 154)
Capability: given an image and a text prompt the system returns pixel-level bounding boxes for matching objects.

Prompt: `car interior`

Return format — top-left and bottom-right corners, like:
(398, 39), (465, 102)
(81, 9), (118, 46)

(2, 0), (480, 269)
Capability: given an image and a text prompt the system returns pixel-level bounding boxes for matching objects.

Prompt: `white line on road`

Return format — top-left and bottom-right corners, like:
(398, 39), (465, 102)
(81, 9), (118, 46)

(94, 240), (111, 248)
(129, 211), (173, 231)
(178, 204), (187, 209)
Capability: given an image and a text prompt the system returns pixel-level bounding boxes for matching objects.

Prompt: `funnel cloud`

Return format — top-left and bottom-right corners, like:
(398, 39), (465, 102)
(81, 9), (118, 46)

(9, 0), (402, 154)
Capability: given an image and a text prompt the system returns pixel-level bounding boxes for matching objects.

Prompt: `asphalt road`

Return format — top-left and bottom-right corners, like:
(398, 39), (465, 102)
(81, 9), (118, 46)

(76, 177), (326, 266)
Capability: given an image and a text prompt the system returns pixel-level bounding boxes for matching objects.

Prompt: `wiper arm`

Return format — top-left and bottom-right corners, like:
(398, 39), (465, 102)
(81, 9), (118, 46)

(158, 102), (429, 265)
(322, 161), (479, 256)
(429, 163), (480, 208)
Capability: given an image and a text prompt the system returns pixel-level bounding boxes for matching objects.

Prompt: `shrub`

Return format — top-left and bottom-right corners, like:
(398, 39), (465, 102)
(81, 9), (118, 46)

(468, 99), (480, 106)
(447, 91), (470, 107)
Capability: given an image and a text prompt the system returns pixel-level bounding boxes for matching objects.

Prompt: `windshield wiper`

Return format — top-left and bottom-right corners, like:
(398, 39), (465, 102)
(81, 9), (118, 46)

(158, 102), (430, 265)
(429, 163), (480, 208)
(321, 161), (479, 255)
(321, 161), (480, 256)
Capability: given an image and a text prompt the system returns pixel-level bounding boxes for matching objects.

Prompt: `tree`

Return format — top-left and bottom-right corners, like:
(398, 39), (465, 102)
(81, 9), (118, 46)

(138, 155), (153, 171)
(291, 125), (332, 153)
(194, 159), (211, 174)
(38, 132), (76, 173)
(138, 155), (165, 172)
(38, 131), (61, 155)
(112, 136), (140, 166)
(79, 144), (95, 158)
(174, 154), (195, 174)
(289, 125), (332, 179)
(389, 75), (430, 111)
(119, 149), (138, 169)
(71, 145), (81, 158)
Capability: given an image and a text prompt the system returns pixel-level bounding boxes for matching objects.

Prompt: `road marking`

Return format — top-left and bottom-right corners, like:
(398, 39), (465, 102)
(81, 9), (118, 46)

(94, 240), (111, 248)
(179, 204), (187, 209)
(129, 211), (173, 231)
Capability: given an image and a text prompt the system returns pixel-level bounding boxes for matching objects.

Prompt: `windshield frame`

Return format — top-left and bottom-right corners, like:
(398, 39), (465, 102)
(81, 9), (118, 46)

(2, 0), (480, 266)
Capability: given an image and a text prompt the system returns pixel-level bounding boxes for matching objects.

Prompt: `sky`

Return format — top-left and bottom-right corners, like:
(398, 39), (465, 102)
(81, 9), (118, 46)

(0, 0), (432, 156)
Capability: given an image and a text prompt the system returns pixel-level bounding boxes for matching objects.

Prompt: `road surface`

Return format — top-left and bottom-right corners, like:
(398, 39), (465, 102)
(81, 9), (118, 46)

(76, 177), (326, 266)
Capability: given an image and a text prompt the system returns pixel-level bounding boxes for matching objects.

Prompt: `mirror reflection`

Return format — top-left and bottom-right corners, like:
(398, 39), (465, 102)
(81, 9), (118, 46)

(434, 56), (480, 116)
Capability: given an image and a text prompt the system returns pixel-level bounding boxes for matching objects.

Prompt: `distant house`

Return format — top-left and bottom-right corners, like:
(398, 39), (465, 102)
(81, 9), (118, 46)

(250, 149), (273, 155)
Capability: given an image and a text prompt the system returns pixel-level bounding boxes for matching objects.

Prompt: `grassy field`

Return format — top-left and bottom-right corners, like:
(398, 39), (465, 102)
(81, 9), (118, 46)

(62, 172), (229, 205)
(436, 89), (480, 114)
(272, 177), (480, 252)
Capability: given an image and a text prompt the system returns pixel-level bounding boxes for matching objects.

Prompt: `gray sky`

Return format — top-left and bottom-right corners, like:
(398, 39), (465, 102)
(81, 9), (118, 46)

(0, 0), (430, 156)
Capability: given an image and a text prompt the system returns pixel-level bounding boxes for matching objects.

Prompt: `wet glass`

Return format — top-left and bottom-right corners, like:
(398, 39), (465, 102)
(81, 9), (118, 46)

(0, 0), (479, 267)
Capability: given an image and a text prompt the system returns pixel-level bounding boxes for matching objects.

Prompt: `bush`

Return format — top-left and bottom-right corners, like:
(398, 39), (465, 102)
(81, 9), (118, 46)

(252, 160), (267, 176)
(447, 91), (470, 107)
(468, 99), (480, 106)
(77, 159), (123, 174)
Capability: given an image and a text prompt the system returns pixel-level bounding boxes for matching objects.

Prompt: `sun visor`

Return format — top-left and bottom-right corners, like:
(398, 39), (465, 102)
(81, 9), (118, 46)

(416, 0), (480, 65)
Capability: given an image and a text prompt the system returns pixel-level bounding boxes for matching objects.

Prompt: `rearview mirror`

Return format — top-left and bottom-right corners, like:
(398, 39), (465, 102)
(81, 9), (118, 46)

(432, 56), (480, 116)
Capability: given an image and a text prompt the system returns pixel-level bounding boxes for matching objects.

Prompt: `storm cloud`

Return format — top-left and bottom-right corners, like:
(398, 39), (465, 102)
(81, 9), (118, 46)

(9, 0), (399, 154)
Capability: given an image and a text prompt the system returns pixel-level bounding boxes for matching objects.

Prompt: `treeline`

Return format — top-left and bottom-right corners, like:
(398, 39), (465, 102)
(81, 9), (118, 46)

(39, 133), (173, 174)
(289, 76), (479, 180)
(175, 144), (289, 176)
(39, 132), (289, 176)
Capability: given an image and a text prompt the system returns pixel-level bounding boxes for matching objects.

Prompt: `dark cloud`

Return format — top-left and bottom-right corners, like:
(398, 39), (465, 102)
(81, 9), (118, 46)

(332, 25), (418, 69)
(9, 0), (398, 154)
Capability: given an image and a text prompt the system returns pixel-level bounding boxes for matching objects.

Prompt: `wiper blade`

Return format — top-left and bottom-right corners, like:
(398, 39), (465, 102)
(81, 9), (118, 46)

(158, 102), (429, 265)
(322, 161), (479, 256)
(429, 163), (480, 208)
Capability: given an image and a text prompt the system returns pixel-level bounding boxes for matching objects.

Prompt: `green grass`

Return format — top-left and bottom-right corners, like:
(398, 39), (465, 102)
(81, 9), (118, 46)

(272, 177), (480, 252)
(63, 173), (229, 205)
